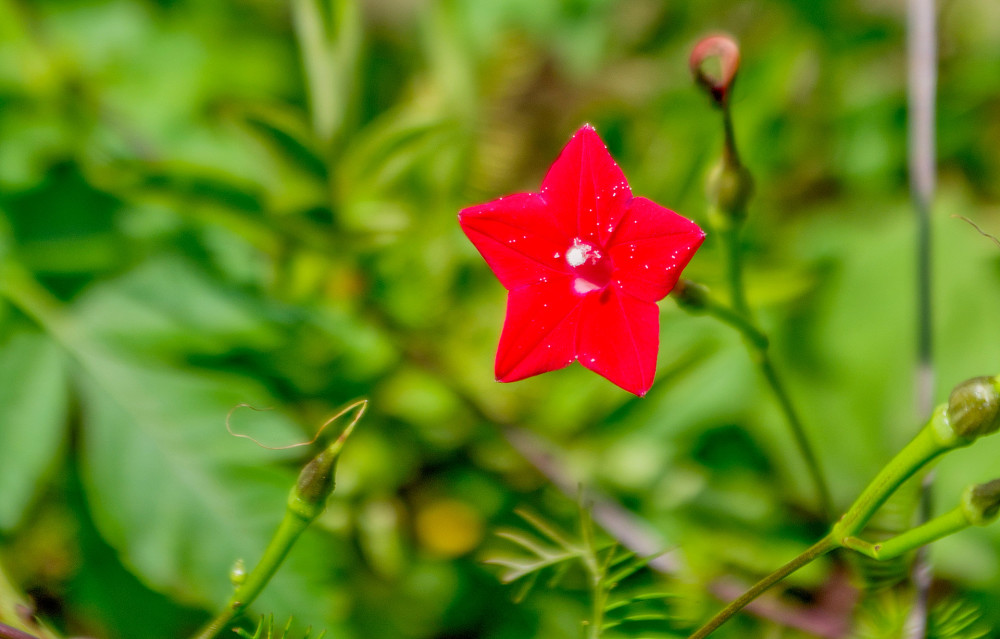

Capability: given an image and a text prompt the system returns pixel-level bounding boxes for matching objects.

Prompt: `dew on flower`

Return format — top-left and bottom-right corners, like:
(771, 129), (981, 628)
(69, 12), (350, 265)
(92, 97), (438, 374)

(457, 124), (705, 396)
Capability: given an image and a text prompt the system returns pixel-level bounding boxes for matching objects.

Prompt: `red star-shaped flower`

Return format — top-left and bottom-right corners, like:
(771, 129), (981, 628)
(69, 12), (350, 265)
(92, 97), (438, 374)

(459, 125), (705, 396)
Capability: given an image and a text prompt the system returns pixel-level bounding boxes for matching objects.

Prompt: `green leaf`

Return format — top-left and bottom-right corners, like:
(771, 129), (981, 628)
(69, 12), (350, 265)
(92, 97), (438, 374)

(0, 331), (68, 531)
(72, 346), (341, 624)
(70, 255), (277, 357)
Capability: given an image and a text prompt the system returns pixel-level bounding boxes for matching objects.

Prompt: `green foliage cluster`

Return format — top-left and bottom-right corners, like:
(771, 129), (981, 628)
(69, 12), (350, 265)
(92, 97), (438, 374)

(1, 0), (1000, 638)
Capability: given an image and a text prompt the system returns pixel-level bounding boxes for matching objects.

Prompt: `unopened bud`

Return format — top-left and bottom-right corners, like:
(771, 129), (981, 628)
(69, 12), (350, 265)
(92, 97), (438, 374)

(690, 34), (740, 107)
(672, 279), (709, 312)
(946, 376), (1000, 442)
(707, 159), (754, 227)
(962, 479), (1000, 526)
(288, 400), (366, 521)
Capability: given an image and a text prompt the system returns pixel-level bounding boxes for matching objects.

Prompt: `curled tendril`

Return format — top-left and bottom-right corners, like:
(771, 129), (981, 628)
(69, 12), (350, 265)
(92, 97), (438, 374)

(226, 399), (369, 450)
(953, 214), (1000, 250)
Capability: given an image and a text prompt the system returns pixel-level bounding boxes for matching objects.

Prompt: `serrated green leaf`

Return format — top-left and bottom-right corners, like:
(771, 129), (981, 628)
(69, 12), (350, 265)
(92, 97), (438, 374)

(0, 331), (68, 530)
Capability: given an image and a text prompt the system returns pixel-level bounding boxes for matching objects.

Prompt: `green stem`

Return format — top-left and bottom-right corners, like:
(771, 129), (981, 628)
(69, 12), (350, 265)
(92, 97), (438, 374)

(579, 511), (603, 639)
(757, 353), (833, 519)
(842, 506), (967, 561)
(689, 285), (768, 351)
(832, 407), (954, 540)
(190, 508), (312, 639)
(719, 227), (749, 319)
(721, 104), (741, 168)
(687, 536), (836, 639)
(674, 277), (832, 517)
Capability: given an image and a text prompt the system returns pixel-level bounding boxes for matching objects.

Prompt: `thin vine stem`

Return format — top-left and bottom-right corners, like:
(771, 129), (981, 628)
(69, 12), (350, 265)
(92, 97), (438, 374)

(686, 536), (836, 639)
(680, 272), (833, 518)
(702, 98), (833, 519)
(189, 506), (313, 639)
(757, 354), (833, 519)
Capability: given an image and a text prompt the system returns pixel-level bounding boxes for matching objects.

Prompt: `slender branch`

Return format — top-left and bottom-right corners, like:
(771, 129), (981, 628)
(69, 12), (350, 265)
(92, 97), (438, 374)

(687, 536), (837, 639)
(672, 281), (832, 518)
(758, 354), (833, 518)
(842, 507), (967, 561)
(692, 81), (833, 518)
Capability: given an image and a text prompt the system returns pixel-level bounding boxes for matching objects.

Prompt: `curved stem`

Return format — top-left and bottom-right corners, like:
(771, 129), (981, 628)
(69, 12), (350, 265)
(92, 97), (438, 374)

(687, 283), (768, 351)
(190, 509), (312, 639)
(832, 411), (951, 541)
(687, 536), (836, 639)
(842, 506), (967, 562)
(757, 353), (832, 519)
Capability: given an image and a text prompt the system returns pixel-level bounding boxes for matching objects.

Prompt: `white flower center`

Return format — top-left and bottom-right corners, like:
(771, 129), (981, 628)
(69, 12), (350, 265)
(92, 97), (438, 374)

(565, 238), (600, 268)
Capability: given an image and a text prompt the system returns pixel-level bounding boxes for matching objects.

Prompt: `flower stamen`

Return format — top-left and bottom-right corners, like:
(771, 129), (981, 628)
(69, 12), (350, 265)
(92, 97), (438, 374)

(565, 238), (601, 268)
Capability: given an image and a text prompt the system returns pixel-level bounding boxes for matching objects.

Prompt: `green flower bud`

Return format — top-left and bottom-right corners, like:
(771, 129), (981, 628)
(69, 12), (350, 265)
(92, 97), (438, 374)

(706, 159), (754, 227)
(287, 400), (366, 521)
(946, 376), (1000, 442)
(288, 443), (341, 521)
(672, 278), (710, 312)
(962, 479), (1000, 527)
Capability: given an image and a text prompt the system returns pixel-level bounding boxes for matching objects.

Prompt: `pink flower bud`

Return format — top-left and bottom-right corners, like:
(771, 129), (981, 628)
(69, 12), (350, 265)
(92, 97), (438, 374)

(690, 34), (741, 106)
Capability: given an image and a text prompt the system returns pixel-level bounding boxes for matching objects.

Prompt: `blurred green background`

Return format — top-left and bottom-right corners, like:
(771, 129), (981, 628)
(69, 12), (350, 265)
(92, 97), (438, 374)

(1, 0), (1000, 637)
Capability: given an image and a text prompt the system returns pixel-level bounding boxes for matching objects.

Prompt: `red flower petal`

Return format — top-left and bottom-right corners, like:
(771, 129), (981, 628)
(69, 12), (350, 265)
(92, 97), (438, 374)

(540, 125), (631, 246)
(459, 193), (571, 290)
(608, 197), (706, 303)
(576, 287), (659, 396)
(495, 276), (583, 382)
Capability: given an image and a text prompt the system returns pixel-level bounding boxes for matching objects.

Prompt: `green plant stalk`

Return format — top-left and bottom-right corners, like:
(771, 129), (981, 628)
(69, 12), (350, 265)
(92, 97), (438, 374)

(686, 536), (836, 639)
(686, 419), (944, 639)
(701, 101), (833, 517)
(842, 506), (968, 561)
(579, 508), (605, 639)
(722, 233), (831, 517)
(680, 276), (832, 518)
(832, 406), (955, 540)
(718, 226), (750, 319)
(756, 353), (833, 519)
(190, 508), (313, 639)
(704, 301), (768, 350)
(191, 411), (360, 639)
